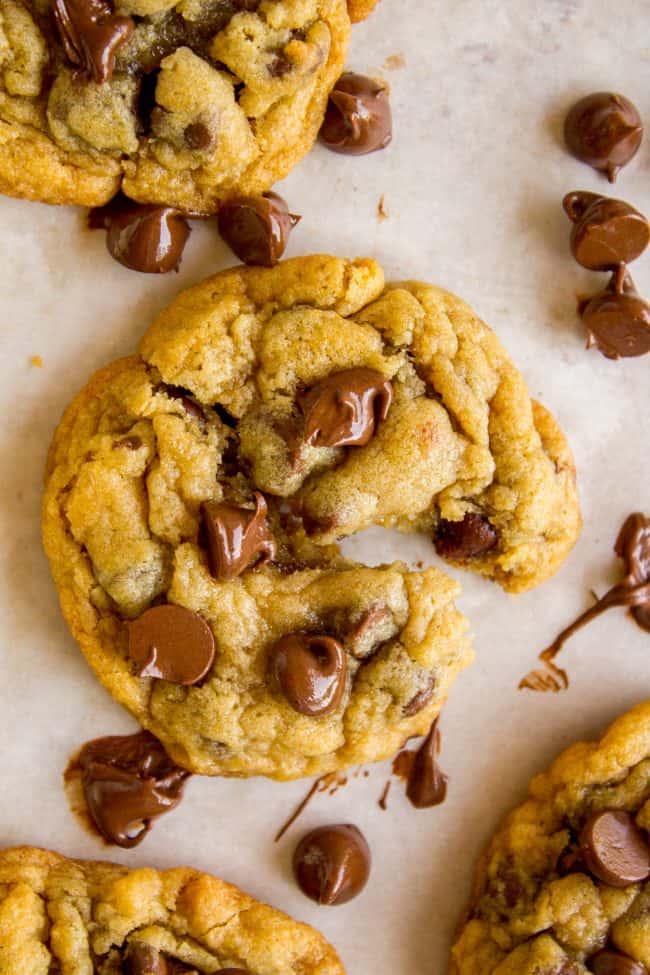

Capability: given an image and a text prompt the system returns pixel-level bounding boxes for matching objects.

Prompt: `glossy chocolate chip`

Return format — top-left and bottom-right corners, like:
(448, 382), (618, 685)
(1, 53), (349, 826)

(563, 191), (650, 270)
(124, 943), (169, 975)
(89, 196), (191, 273)
(269, 633), (347, 716)
(53, 0), (133, 83)
(320, 72), (392, 155)
(217, 192), (300, 267)
(201, 492), (277, 580)
(128, 604), (216, 685)
(579, 266), (650, 359)
(300, 367), (393, 448)
(293, 824), (371, 905)
(564, 92), (643, 182)
(590, 950), (648, 975)
(405, 719), (448, 808)
(615, 512), (650, 631)
(78, 731), (189, 848)
(434, 513), (497, 560)
(580, 809), (650, 887)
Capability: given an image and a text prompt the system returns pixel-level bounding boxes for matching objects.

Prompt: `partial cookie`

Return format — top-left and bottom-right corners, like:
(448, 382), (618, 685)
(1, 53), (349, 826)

(450, 701), (650, 975)
(43, 256), (579, 779)
(0, 0), (350, 210)
(0, 845), (345, 973)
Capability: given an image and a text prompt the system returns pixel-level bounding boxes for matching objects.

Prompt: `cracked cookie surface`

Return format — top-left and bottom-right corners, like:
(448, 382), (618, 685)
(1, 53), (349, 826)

(42, 255), (578, 780)
(0, 845), (345, 973)
(0, 0), (349, 209)
(449, 701), (650, 975)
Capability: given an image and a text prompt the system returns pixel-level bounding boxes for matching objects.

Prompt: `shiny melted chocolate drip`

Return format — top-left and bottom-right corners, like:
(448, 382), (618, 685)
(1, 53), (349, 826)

(520, 513), (650, 692)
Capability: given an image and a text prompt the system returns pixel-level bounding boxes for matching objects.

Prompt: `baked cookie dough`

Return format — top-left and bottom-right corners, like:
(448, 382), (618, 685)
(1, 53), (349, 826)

(0, 845), (344, 973)
(42, 255), (579, 780)
(450, 701), (650, 975)
(346, 0), (378, 22)
(0, 0), (350, 210)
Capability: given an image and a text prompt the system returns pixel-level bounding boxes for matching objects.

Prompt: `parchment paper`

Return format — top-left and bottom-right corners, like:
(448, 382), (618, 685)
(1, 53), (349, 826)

(1, 2), (650, 971)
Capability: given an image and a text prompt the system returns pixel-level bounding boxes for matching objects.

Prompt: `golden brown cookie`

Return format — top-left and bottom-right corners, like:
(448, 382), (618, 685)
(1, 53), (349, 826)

(449, 701), (650, 975)
(346, 0), (379, 22)
(0, 0), (350, 210)
(42, 255), (579, 780)
(0, 845), (345, 973)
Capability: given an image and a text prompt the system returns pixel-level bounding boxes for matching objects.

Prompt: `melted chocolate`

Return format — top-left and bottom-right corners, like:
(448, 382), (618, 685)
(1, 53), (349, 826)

(269, 633), (347, 716)
(579, 266), (650, 360)
(200, 492), (276, 580)
(300, 367), (393, 449)
(128, 604), (216, 685)
(89, 195), (192, 273)
(293, 824), (371, 905)
(53, 0), (133, 83)
(320, 72), (392, 155)
(70, 731), (190, 847)
(217, 192), (300, 267)
(520, 513), (650, 692)
(564, 92), (643, 182)
(563, 191), (650, 270)
(580, 810), (650, 887)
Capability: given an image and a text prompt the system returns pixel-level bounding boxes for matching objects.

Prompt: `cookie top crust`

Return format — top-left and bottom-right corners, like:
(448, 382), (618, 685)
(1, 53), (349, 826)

(42, 255), (578, 780)
(0, 0), (349, 209)
(450, 701), (650, 975)
(0, 845), (345, 973)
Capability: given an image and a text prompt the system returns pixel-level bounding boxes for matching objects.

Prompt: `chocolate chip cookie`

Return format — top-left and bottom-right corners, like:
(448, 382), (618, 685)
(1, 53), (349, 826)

(0, 0), (350, 210)
(450, 701), (650, 975)
(0, 845), (344, 972)
(42, 255), (579, 779)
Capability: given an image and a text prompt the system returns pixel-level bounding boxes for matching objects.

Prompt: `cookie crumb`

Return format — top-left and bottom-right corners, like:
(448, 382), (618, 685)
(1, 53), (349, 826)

(383, 53), (405, 70)
(377, 194), (389, 220)
(29, 355), (44, 368)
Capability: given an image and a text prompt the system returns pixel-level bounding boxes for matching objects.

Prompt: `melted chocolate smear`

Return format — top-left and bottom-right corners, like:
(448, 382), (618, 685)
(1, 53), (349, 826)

(379, 719), (448, 810)
(64, 731), (190, 847)
(520, 513), (650, 692)
(274, 772), (347, 842)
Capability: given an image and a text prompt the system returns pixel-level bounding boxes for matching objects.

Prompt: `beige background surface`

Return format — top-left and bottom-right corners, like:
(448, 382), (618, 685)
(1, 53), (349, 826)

(1, 1), (650, 971)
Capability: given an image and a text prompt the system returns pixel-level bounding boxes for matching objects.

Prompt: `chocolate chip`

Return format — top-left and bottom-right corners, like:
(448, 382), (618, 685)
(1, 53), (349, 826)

(564, 92), (643, 182)
(434, 513), (497, 560)
(200, 492), (277, 580)
(183, 121), (213, 150)
(580, 809), (650, 887)
(615, 512), (650, 631)
(124, 943), (169, 975)
(563, 191), (650, 270)
(217, 192), (300, 267)
(53, 0), (134, 83)
(269, 633), (347, 716)
(128, 604), (216, 685)
(403, 675), (436, 717)
(590, 949), (648, 975)
(300, 368), (393, 449)
(268, 52), (292, 77)
(405, 719), (447, 809)
(161, 384), (204, 421)
(89, 195), (191, 274)
(78, 731), (189, 848)
(320, 72), (392, 155)
(579, 265), (650, 360)
(213, 404), (238, 429)
(293, 824), (371, 905)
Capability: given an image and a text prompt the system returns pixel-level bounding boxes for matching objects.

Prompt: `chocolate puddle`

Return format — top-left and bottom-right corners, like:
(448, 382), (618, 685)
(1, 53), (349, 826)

(520, 513), (650, 692)
(378, 719), (448, 810)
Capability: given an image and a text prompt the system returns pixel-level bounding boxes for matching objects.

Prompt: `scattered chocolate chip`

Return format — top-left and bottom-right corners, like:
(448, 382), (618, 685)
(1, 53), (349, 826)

(320, 72), (392, 155)
(580, 809), (650, 887)
(200, 491), (277, 580)
(293, 824), (371, 905)
(217, 192), (300, 267)
(53, 0), (134, 83)
(183, 121), (212, 150)
(403, 675), (436, 717)
(564, 92), (643, 182)
(579, 265), (650, 359)
(590, 949), (648, 975)
(300, 367), (393, 449)
(128, 604), (216, 685)
(77, 731), (189, 847)
(434, 512), (498, 560)
(269, 633), (347, 716)
(89, 195), (191, 273)
(124, 943), (169, 975)
(405, 719), (447, 808)
(563, 191), (650, 270)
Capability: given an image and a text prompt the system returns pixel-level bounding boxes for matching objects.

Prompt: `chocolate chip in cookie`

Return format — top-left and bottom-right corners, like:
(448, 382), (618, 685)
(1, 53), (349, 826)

(293, 824), (371, 905)
(434, 513), (498, 560)
(590, 950), (648, 975)
(124, 943), (170, 975)
(269, 633), (347, 716)
(299, 368), (393, 448)
(580, 809), (650, 887)
(320, 72), (392, 155)
(217, 192), (300, 267)
(53, 0), (134, 84)
(200, 492), (277, 581)
(128, 604), (216, 684)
